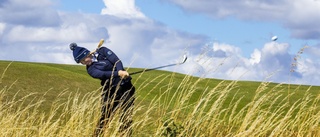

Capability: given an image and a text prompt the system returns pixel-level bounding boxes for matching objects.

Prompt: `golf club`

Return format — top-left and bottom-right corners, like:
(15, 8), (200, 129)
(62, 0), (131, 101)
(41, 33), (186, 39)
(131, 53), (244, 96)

(90, 39), (104, 55)
(129, 55), (188, 75)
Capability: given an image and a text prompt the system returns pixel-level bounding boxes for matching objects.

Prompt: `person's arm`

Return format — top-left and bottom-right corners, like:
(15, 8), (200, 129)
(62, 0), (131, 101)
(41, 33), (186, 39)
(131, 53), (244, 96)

(100, 47), (129, 78)
(88, 67), (129, 79)
(87, 65), (119, 79)
(100, 47), (125, 71)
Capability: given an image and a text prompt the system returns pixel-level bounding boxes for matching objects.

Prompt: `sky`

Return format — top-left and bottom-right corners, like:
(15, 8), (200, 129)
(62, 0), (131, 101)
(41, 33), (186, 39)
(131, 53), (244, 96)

(1, 0), (320, 86)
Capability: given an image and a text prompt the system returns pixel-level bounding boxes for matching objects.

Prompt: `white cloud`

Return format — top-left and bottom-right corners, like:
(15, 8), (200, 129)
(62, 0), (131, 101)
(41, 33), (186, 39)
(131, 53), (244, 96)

(165, 0), (320, 40)
(0, 0), (206, 68)
(187, 41), (320, 85)
(289, 57), (320, 85)
(213, 42), (242, 57)
(4, 23), (108, 43)
(30, 52), (75, 64)
(261, 42), (290, 55)
(104, 19), (207, 67)
(0, 0), (60, 26)
(1, 0), (320, 86)
(101, 0), (145, 18)
(0, 23), (5, 35)
(305, 44), (320, 59)
(250, 49), (261, 65)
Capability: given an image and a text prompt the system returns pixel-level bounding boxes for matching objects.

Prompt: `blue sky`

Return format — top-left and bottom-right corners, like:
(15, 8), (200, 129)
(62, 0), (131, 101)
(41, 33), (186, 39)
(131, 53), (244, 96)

(137, 0), (318, 56)
(58, 0), (316, 56)
(1, 0), (320, 85)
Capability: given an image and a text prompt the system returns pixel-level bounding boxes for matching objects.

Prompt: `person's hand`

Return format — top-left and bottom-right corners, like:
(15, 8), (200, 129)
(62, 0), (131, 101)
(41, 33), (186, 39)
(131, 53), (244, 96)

(118, 70), (129, 79)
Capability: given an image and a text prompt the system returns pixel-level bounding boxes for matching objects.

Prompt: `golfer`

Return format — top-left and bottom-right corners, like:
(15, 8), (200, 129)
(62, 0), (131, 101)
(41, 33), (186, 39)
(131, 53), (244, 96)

(70, 43), (135, 136)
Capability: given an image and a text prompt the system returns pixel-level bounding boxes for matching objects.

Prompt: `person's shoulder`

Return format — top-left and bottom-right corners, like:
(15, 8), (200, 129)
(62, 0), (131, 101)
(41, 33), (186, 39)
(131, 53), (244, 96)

(97, 47), (111, 53)
(98, 47), (114, 56)
(98, 46), (107, 51)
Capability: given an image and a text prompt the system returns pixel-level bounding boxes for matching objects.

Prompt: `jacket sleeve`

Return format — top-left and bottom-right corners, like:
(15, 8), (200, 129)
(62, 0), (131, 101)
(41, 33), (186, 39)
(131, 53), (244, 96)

(101, 47), (125, 71)
(87, 65), (119, 79)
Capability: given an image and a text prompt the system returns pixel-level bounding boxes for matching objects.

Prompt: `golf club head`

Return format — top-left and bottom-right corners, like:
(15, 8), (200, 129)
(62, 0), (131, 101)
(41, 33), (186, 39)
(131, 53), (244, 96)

(180, 55), (187, 64)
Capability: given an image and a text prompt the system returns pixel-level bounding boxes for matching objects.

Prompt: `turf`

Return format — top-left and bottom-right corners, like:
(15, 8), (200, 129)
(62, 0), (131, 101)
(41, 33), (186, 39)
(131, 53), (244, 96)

(0, 60), (318, 113)
(1, 60), (320, 136)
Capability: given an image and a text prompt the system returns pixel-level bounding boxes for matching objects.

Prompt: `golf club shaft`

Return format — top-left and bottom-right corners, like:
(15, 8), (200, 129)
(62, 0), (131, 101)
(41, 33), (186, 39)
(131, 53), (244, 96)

(129, 63), (179, 75)
(129, 55), (187, 75)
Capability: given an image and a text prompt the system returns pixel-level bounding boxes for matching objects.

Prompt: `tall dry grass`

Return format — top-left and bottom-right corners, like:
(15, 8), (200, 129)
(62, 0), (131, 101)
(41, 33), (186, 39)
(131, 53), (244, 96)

(1, 54), (320, 137)
(1, 73), (320, 137)
(0, 86), (101, 136)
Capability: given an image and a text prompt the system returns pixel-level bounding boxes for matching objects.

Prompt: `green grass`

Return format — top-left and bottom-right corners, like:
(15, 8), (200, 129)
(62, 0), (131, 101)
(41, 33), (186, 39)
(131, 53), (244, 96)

(0, 61), (101, 112)
(1, 60), (320, 136)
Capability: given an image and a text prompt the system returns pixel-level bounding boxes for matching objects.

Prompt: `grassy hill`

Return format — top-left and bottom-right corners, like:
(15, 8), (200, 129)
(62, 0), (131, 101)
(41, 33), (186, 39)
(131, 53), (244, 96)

(1, 60), (320, 136)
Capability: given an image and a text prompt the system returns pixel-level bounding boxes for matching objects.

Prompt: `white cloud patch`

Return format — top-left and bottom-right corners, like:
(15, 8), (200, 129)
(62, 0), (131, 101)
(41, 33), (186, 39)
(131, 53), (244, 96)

(305, 44), (320, 59)
(250, 49), (261, 65)
(101, 0), (145, 18)
(188, 41), (320, 85)
(3, 23), (108, 43)
(0, 23), (5, 35)
(0, 0), (206, 67)
(212, 42), (242, 57)
(0, 0), (60, 27)
(165, 0), (320, 40)
(103, 19), (207, 68)
(1, 0), (320, 86)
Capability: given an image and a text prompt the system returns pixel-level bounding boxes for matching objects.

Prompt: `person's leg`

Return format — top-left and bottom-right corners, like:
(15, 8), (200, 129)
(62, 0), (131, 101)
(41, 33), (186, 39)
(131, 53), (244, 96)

(94, 86), (119, 136)
(118, 83), (135, 136)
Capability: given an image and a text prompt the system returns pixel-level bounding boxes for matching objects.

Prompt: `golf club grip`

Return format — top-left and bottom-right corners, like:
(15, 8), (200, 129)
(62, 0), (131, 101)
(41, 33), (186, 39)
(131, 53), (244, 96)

(97, 39), (104, 48)
(90, 39), (104, 55)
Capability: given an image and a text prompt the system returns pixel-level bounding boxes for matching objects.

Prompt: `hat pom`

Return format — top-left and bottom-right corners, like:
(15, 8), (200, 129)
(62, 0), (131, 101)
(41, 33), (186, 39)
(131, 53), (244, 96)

(69, 43), (77, 51)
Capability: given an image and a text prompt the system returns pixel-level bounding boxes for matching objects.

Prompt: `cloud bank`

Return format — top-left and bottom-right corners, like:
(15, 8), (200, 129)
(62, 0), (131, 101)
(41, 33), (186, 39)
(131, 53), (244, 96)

(1, 0), (320, 86)
(165, 0), (320, 40)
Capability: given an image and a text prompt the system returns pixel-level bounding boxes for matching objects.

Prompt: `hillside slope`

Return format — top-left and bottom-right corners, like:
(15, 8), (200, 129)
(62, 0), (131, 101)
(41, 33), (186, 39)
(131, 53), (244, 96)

(0, 61), (100, 94)
(1, 60), (319, 106)
(1, 60), (320, 136)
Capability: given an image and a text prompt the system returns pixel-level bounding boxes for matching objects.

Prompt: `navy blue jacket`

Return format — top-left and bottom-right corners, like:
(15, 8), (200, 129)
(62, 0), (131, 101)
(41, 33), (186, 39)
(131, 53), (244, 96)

(86, 47), (131, 87)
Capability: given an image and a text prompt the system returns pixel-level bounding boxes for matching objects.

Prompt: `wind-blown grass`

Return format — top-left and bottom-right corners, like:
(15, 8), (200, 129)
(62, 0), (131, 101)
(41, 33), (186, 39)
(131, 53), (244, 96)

(1, 75), (320, 136)
(1, 61), (320, 136)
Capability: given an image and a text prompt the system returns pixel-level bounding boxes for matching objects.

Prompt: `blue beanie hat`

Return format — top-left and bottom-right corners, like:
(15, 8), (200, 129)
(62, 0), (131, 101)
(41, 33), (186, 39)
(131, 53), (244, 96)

(69, 43), (90, 63)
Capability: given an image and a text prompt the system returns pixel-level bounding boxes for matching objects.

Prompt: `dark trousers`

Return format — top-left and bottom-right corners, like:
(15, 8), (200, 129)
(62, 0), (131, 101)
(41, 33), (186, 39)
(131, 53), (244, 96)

(94, 81), (135, 136)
